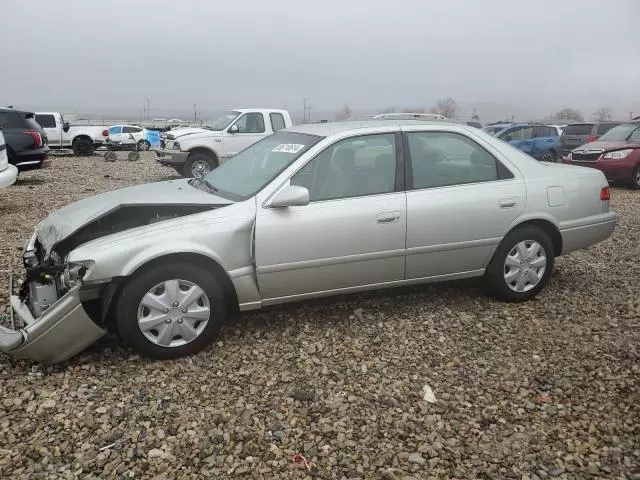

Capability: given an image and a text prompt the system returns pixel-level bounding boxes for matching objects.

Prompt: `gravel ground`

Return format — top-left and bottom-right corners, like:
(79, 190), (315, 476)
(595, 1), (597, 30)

(0, 154), (639, 479)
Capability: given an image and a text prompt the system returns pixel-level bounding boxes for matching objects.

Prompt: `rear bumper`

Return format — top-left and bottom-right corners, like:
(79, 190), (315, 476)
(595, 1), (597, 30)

(0, 164), (18, 188)
(12, 150), (49, 170)
(2, 286), (105, 364)
(153, 147), (189, 167)
(560, 213), (617, 255)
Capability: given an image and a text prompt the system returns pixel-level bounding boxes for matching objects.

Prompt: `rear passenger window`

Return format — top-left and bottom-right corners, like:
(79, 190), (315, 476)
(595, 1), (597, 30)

(0, 111), (26, 129)
(270, 113), (286, 132)
(407, 131), (512, 189)
(123, 126), (141, 133)
(35, 114), (56, 128)
(597, 123), (618, 135)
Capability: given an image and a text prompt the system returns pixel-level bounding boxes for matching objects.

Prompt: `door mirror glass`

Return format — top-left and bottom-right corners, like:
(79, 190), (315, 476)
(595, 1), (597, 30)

(228, 124), (239, 134)
(268, 185), (309, 208)
(63, 122), (70, 132)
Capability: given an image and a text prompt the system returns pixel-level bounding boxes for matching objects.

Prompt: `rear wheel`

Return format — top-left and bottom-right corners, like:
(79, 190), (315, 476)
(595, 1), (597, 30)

(632, 166), (640, 189)
(116, 262), (227, 359)
(542, 149), (557, 162)
(137, 140), (150, 151)
(183, 153), (217, 178)
(72, 137), (95, 156)
(485, 226), (554, 302)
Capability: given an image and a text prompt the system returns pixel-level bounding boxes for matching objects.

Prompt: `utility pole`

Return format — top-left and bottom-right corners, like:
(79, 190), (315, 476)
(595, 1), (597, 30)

(301, 97), (309, 123)
(194, 103), (197, 123)
(146, 98), (150, 121)
(630, 112), (634, 120)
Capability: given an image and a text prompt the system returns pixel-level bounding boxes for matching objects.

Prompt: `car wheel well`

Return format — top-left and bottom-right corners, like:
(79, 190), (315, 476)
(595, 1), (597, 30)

(72, 135), (92, 144)
(103, 253), (239, 332)
(508, 219), (562, 256)
(188, 148), (219, 164)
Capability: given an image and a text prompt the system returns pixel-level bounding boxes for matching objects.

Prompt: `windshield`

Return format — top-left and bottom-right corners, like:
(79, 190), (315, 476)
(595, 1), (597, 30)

(482, 126), (506, 136)
(598, 123), (640, 142)
(204, 111), (241, 131)
(201, 131), (324, 200)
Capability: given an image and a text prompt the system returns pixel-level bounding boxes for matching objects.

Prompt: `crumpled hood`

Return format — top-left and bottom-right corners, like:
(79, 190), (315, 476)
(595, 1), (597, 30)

(574, 140), (640, 152)
(36, 179), (230, 254)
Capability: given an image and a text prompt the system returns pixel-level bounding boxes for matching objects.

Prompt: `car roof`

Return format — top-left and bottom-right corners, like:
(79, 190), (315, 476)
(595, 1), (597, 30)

(286, 120), (471, 136)
(0, 107), (33, 115)
(231, 108), (289, 114)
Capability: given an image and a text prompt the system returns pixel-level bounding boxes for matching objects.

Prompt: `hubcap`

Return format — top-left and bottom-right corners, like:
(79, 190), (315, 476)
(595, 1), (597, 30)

(503, 240), (547, 292)
(192, 160), (211, 178)
(137, 279), (210, 347)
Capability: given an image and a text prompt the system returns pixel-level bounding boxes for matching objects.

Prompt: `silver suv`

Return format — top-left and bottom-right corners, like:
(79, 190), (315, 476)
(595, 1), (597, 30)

(561, 122), (620, 154)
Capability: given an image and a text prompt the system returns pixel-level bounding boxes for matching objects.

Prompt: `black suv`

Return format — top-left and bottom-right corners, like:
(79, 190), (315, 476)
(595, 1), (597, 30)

(0, 107), (49, 170)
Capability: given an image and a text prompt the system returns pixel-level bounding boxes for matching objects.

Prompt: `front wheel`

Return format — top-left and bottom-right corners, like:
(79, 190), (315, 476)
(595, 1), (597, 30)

(632, 166), (640, 189)
(485, 226), (554, 302)
(183, 153), (217, 178)
(116, 262), (227, 359)
(542, 149), (557, 162)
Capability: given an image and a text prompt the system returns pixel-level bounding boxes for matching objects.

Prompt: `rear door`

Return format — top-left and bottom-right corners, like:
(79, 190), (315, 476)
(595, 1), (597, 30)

(35, 114), (59, 147)
(501, 126), (534, 155)
(403, 127), (526, 279)
(561, 123), (593, 153)
(531, 126), (559, 159)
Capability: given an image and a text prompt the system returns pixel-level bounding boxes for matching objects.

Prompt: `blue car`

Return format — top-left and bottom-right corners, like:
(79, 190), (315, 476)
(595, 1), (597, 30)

(482, 123), (562, 162)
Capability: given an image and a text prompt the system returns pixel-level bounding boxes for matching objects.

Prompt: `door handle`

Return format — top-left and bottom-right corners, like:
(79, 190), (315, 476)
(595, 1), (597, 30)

(499, 198), (517, 208)
(377, 212), (400, 224)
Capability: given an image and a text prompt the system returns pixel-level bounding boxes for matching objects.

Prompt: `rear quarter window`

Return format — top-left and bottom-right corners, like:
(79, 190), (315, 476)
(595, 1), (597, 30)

(562, 124), (594, 136)
(0, 111), (28, 129)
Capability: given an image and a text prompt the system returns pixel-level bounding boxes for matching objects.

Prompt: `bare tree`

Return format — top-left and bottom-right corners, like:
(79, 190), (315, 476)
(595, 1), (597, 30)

(334, 104), (352, 121)
(433, 97), (457, 118)
(554, 108), (584, 122)
(592, 107), (612, 121)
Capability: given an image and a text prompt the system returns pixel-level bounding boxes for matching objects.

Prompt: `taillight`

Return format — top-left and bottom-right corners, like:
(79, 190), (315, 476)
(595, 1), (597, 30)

(587, 135), (598, 143)
(102, 129), (108, 137)
(600, 186), (611, 201)
(24, 130), (43, 148)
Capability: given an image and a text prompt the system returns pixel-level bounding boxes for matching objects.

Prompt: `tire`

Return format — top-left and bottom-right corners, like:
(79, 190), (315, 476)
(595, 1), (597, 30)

(72, 137), (95, 156)
(128, 151), (140, 161)
(104, 151), (117, 162)
(632, 166), (640, 190)
(116, 262), (227, 360)
(183, 153), (217, 178)
(137, 140), (150, 151)
(542, 149), (557, 163)
(484, 225), (555, 302)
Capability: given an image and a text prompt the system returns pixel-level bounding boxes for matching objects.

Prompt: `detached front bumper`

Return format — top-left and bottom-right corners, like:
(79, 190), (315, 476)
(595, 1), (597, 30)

(1, 285), (105, 364)
(152, 147), (189, 167)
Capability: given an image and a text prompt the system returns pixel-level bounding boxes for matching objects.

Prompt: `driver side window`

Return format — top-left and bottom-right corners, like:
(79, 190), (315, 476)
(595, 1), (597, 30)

(291, 133), (397, 202)
(233, 113), (265, 134)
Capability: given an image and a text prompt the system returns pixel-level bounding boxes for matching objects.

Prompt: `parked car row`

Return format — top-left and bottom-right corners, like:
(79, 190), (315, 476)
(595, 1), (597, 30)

(482, 123), (563, 162)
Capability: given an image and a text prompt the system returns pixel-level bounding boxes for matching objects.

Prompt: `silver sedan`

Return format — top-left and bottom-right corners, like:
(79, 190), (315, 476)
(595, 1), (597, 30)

(2, 121), (617, 363)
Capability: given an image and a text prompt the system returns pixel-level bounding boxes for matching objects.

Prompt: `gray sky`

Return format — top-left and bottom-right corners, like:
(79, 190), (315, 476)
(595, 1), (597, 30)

(2, 0), (639, 120)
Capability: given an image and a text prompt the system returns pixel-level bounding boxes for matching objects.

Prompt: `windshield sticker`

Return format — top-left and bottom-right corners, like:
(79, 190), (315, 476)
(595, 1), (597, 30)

(272, 144), (306, 154)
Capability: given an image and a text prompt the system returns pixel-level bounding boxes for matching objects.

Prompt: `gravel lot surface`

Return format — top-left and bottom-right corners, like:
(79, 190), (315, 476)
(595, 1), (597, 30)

(1, 154), (639, 479)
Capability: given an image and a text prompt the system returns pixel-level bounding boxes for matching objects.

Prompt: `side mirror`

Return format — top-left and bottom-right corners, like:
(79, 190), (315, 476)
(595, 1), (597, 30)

(228, 124), (239, 134)
(62, 122), (70, 133)
(267, 185), (309, 208)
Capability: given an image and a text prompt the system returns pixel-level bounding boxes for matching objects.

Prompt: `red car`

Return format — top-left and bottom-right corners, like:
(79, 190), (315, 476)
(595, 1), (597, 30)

(563, 121), (640, 189)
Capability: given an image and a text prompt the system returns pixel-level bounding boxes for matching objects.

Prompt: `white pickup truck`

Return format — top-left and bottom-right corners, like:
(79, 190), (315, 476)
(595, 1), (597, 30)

(35, 112), (108, 156)
(154, 108), (292, 177)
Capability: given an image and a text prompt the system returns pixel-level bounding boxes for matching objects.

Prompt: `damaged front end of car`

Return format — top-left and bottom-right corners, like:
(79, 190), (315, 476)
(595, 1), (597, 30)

(1, 201), (219, 364)
(1, 230), (105, 364)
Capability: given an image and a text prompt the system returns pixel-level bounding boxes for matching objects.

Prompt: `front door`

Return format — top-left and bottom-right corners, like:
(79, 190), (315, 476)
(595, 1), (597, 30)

(255, 132), (406, 302)
(402, 128), (526, 279)
(224, 112), (267, 158)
